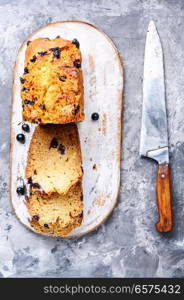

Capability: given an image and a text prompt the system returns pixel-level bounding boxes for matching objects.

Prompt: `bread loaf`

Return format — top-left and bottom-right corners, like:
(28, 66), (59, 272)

(20, 37), (84, 124)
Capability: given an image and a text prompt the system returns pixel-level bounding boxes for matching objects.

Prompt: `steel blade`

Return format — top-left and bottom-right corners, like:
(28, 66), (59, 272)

(140, 21), (169, 164)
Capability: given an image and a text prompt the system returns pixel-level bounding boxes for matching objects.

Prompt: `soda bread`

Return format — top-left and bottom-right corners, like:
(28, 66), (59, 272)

(26, 183), (83, 236)
(26, 123), (83, 196)
(20, 37), (84, 124)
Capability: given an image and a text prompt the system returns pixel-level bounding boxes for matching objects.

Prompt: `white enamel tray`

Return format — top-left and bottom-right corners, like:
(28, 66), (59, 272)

(11, 21), (123, 238)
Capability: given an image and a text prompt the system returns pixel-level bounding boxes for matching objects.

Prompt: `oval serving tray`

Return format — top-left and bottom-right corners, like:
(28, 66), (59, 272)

(11, 21), (123, 238)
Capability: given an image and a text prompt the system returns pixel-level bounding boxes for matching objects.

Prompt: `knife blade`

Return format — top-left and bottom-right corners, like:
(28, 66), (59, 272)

(140, 21), (172, 232)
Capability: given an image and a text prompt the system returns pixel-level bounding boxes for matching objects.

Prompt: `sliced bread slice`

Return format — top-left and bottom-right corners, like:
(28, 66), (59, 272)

(26, 183), (83, 236)
(26, 123), (83, 196)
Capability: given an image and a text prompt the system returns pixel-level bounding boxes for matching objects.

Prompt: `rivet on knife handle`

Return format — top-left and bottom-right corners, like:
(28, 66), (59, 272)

(156, 164), (172, 232)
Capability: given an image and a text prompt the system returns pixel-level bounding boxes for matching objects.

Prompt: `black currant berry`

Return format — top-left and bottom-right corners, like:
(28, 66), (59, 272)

(16, 186), (25, 195)
(22, 123), (30, 132)
(91, 112), (99, 121)
(16, 134), (25, 143)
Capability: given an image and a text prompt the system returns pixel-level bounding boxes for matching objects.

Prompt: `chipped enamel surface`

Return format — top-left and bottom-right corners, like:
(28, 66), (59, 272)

(11, 21), (123, 238)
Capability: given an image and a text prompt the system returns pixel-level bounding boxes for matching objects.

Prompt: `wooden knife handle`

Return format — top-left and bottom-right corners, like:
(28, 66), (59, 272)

(155, 164), (173, 232)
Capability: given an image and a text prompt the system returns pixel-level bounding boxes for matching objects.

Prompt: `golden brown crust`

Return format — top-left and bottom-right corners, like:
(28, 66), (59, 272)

(25, 123), (83, 196)
(25, 38), (77, 65)
(21, 37), (84, 124)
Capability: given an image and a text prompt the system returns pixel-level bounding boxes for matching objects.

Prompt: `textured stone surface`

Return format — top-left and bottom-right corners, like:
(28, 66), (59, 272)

(1, 0), (184, 278)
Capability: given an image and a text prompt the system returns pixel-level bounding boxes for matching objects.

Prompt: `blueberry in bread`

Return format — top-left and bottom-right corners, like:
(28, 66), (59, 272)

(26, 183), (83, 236)
(21, 38), (84, 124)
(25, 123), (83, 196)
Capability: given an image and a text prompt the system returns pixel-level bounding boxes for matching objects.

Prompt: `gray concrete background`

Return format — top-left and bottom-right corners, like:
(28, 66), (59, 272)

(0, 0), (184, 278)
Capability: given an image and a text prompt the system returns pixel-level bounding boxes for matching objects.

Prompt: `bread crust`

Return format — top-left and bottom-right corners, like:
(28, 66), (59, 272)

(21, 38), (84, 124)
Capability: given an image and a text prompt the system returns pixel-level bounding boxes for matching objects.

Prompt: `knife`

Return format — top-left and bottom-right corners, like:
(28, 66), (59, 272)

(140, 21), (172, 232)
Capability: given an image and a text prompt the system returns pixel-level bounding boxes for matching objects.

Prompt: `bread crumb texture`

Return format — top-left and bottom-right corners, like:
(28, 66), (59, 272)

(21, 38), (84, 124)
(26, 183), (83, 236)
(26, 123), (83, 195)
